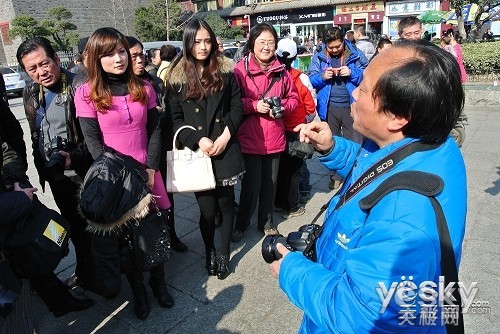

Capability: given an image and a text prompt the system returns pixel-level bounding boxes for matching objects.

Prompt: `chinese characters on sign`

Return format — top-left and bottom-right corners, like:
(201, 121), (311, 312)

(376, 276), (491, 327)
(339, 1), (384, 13)
(334, 14), (352, 25)
(389, 1), (436, 14)
(368, 12), (385, 22)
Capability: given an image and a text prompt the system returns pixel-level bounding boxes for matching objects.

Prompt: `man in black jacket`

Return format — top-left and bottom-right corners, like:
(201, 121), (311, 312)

(17, 37), (92, 286)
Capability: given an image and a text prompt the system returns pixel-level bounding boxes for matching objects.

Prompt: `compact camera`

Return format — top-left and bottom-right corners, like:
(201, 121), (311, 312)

(264, 97), (283, 119)
(44, 136), (69, 178)
(261, 224), (321, 263)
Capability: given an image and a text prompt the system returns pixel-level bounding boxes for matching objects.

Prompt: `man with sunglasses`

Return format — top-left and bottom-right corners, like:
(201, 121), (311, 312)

(307, 27), (368, 189)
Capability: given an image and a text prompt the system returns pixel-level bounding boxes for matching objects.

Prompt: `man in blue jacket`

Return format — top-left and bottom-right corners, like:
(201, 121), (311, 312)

(270, 40), (467, 333)
(308, 27), (368, 189)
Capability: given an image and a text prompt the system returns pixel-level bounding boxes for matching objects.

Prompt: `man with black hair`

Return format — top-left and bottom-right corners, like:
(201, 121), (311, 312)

(353, 25), (375, 59)
(308, 27), (368, 189)
(398, 16), (422, 40)
(17, 37), (93, 289)
(270, 39), (467, 333)
(69, 37), (89, 76)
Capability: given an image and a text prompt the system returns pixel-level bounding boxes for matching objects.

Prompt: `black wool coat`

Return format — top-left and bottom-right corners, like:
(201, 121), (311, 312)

(165, 56), (245, 181)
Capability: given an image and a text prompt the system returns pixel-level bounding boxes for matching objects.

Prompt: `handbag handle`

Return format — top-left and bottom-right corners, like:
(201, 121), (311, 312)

(171, 125), (210, 162)
(172, 125), (196, 154)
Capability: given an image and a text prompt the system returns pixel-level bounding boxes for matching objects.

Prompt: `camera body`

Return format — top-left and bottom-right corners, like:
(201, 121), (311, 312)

(44, 136), (69, 178)
(264, 97), (283, 119)
(261, 224), (321, 263)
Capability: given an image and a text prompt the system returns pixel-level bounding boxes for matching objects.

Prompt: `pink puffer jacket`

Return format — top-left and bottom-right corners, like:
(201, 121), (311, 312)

(234, 54), (299, 155)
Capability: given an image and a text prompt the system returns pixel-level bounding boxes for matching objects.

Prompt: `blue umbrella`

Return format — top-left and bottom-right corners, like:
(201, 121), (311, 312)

(443, 4), (478, 24)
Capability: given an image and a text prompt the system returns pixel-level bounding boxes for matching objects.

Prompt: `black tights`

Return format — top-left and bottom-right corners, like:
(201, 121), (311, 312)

(195, 186), (234, 256)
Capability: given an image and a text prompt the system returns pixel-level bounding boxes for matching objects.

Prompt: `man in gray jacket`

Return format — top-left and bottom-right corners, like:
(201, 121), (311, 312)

(354, 25), (375, 60)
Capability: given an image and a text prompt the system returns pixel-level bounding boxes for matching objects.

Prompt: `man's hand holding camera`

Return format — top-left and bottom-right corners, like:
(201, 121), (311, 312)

(322, 66), (351, 81)
(269, 243), (291, 279)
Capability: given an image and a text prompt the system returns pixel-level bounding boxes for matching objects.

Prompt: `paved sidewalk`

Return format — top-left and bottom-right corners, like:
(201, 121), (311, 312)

(6, 95), (499, 333)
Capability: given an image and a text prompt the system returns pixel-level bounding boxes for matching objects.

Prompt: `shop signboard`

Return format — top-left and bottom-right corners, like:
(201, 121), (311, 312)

(388, 1), (437, 15)
(368, 11), (385, 22)
(334, 14), (352, 25)
(337, 1), (384, 14)
(252, 7), (334, 26)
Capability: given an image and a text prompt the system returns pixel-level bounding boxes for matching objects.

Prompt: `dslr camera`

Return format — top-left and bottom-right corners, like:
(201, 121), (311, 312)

(261, 224), (321, 263)
(44, 136), (69, 178)
(264, 97), (283, 119)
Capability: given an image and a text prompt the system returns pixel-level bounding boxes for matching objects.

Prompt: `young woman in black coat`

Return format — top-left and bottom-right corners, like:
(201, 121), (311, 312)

(165, 19), (244, 280)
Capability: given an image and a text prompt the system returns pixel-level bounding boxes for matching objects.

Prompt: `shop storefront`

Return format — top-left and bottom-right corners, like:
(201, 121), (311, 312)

(384, 0), (441, 39)
(250, 7), (334, 43)
(333, 1), (385, 34)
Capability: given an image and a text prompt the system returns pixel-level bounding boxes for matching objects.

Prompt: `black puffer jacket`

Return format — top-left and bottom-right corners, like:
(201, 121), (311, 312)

(80, 149), (153, 233)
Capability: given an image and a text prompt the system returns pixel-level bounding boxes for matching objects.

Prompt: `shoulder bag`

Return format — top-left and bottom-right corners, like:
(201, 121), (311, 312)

(124, 203), (172, 272)
(166, 125), (216, 193)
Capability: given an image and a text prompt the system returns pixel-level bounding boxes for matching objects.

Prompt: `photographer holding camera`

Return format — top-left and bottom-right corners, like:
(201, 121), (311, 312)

(308, 27), (368, 190)
(17, 37), (92, 288)
(267, 40), (467, 333)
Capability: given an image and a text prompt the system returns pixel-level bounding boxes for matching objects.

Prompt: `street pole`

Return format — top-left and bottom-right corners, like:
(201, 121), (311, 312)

(244, 15), (251, 35)
(165, 0), (170, 41)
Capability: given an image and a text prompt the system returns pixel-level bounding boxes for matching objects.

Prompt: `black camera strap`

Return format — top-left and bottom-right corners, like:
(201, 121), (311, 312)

(303, 141), (440, 258)
(244, 55), (283, 100)
(335, 141), (440, 210)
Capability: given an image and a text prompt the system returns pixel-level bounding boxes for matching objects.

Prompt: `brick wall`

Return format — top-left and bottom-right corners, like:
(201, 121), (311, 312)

(1, 0), (152, 64)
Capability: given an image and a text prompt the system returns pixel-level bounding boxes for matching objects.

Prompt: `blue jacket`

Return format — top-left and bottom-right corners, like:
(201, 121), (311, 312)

(279, 136), (467, 333)
(307, 40), (368, 120)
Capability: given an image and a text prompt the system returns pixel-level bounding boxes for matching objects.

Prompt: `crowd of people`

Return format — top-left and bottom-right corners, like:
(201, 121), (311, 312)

(1, 15), (467, 333)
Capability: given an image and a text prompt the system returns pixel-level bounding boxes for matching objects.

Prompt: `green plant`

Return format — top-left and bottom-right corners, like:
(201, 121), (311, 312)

(462, 41), (500, 73)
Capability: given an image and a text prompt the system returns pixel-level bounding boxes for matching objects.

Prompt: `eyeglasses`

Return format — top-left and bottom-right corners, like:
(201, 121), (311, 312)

(255, 39), (276, 48)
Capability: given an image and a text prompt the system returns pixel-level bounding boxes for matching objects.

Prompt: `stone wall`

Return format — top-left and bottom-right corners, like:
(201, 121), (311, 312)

(1, 0), (152, 64)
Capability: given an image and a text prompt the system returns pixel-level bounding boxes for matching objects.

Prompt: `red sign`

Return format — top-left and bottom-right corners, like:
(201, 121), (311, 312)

(334, 14), (352, 25)
(367, 11), (385, 22)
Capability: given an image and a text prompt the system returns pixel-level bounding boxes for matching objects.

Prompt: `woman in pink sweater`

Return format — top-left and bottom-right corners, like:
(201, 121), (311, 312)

(74, 27), (173, 320)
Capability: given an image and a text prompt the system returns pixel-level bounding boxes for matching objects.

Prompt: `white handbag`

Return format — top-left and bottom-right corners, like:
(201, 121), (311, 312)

(166, 125), (216, 193)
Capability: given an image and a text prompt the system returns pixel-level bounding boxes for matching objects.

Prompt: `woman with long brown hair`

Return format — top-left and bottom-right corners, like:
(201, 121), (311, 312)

(74, 27), (173, 320)
(165, 19), (244, 279)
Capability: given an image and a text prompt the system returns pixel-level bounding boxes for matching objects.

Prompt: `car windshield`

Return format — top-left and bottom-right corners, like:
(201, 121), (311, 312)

(0, 67), (15, 75)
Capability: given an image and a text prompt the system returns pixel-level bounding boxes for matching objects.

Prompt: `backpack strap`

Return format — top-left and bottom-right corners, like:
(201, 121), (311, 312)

(359, 171), (464, 334)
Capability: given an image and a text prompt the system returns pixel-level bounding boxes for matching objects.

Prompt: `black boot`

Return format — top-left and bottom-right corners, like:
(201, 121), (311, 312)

(127, 272), (150, 320)
(167, 209), (188, 252)
(32, 273), (94, 317)
(206, 249), (218, 276)
(217, 254), (230, 280)
(148, 264), (174, 308)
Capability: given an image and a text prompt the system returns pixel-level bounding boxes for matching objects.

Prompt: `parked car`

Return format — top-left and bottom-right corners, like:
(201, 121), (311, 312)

(223, 46), (239, 59)
(142, 41), (183, 55)
(0, 66), (26, 97)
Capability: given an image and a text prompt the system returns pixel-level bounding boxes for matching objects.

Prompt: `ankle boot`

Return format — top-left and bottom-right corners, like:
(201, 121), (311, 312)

(127, 272), (150, 320)
(217, 254), (230, 280)
(148, 264), (174, 308)
(167, 210), (188, 252)
(205, 249), (217, 276)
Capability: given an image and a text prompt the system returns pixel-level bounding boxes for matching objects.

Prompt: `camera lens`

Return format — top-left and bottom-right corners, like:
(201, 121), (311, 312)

(261, 234), (288, 263)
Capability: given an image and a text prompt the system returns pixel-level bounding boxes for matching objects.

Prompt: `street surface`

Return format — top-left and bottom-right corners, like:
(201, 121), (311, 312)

(5, 92), (499, 333)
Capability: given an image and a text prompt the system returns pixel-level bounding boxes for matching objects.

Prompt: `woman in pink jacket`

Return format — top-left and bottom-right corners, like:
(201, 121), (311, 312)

(231, 23), (299, 242)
